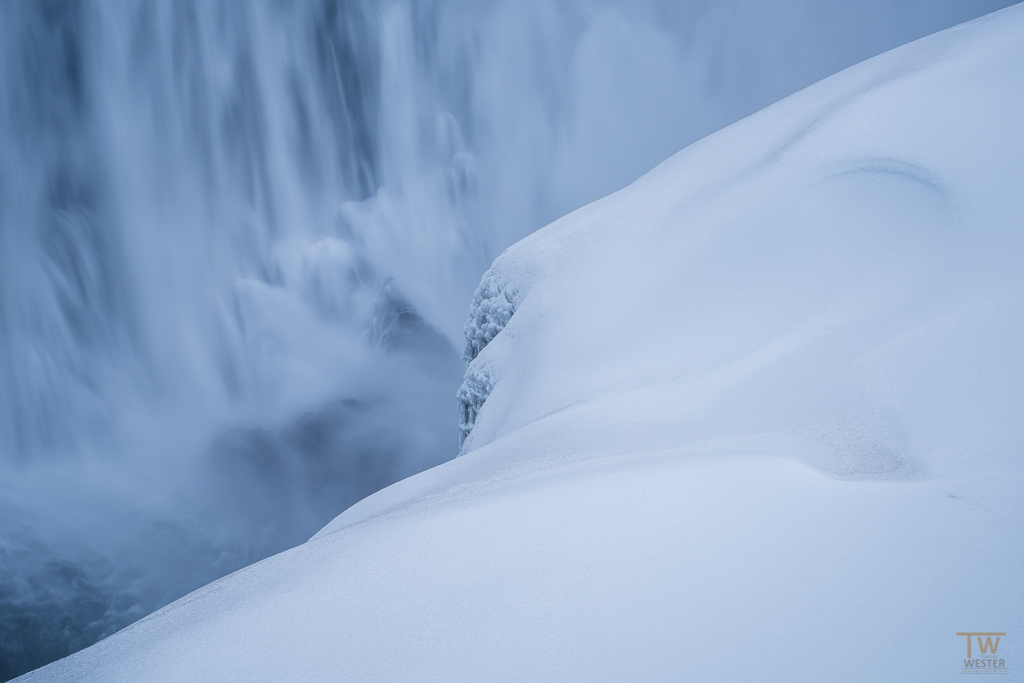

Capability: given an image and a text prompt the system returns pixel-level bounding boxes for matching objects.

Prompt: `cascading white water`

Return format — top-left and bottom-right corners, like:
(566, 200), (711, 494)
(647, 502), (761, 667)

(0, 0), (1011, 678)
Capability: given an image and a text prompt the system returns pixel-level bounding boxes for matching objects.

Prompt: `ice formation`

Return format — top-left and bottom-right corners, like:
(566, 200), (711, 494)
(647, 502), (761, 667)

(457, 268), (523, 448)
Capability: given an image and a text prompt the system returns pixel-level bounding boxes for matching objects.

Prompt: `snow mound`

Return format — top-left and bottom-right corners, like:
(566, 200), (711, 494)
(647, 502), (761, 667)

(19, 5), (1024, 682)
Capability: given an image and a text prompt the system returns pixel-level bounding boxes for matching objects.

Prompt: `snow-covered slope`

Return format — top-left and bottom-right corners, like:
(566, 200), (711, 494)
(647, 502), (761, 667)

(19, 5), (1024, 682)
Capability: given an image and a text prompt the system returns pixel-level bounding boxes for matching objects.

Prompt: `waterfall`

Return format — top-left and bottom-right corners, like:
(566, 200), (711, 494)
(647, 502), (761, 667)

(0, 0), (1010, 678)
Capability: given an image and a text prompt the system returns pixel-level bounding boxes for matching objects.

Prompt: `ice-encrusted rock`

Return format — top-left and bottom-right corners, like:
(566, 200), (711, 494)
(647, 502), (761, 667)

(456, 268), (522, 450)
(456, 360), (494, 448)
(462, 270), (520, 364)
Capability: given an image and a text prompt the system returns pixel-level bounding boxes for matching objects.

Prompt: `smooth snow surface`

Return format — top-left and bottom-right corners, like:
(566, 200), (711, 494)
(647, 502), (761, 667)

(20, 6), (1024, 682)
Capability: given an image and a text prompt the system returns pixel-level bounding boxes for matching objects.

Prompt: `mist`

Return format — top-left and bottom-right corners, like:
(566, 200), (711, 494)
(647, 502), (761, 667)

(0, 0), (1013, 678)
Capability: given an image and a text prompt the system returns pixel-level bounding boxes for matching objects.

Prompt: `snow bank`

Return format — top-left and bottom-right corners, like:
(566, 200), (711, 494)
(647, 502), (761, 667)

(19, 5), (1024, 681)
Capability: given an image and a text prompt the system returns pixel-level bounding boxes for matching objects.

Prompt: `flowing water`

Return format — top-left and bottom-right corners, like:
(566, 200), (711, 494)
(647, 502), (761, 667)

(0, 0), (1010, 678)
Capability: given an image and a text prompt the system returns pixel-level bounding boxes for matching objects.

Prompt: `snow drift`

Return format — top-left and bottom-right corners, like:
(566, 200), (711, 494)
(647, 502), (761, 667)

(18, 4), (1024, 682)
